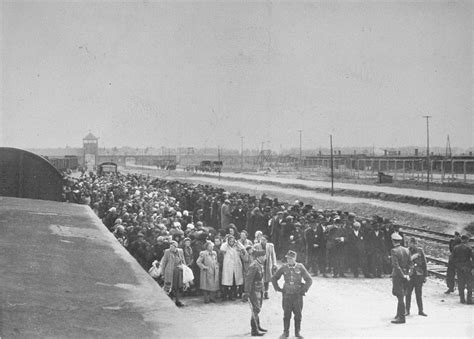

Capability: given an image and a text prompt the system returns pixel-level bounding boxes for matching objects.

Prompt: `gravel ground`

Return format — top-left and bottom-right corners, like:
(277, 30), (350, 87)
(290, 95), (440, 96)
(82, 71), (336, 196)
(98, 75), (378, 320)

(179, 276), (473, 338)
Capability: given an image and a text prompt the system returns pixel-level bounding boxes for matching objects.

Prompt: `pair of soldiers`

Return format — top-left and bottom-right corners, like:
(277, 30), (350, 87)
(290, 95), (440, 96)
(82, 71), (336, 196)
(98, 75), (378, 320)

(244, 250), (312, 338)
(390, 234), (428, 324)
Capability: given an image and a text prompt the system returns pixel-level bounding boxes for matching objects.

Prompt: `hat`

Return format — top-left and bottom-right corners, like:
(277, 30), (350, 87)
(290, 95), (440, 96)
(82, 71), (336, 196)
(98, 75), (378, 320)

(353, 221), (361, 228)
(137, 232), (145, 237)
(348, 212), (356, 218)
(461, 234), (470, 241)
(285, 250), (297, 260)
(224, 199), (231, 204)
(391, 232), (402, 241)
(170, 240), (178, 247)
(183, 237), (191, 243)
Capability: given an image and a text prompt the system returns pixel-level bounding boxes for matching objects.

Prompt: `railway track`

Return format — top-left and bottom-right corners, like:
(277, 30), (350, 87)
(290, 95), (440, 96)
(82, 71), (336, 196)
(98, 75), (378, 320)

(426, 256), (449, 279)
(398, 224), (474, 246)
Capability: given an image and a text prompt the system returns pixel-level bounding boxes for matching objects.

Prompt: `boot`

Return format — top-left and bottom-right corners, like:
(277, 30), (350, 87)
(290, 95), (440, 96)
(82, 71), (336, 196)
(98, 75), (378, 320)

(282, 318), (290, 337)
(264, 291), (269, 299)
(204, 292), (210, 304)
(257, 319), (267, 332)
(251, 319), (264, 336)
(295, 319), (303, 338)
(391, 317), (405, 324)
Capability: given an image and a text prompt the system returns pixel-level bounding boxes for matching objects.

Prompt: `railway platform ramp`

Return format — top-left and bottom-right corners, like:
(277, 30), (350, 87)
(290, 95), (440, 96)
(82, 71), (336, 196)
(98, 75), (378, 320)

(0, 197), (191, 338)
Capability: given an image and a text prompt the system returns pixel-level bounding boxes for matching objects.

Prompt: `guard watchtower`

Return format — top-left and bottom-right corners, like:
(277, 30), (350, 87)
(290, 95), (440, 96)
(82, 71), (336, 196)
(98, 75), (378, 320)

(83, 133), (99, 171)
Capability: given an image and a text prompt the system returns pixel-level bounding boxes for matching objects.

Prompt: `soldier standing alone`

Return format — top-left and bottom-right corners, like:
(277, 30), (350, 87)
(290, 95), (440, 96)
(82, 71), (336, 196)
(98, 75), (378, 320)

(243, 249), (268, 336)
(271, 250), (312, 338)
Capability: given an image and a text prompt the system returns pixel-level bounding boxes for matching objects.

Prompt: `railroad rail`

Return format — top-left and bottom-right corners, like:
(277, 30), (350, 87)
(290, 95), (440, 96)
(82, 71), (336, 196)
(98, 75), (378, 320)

(398, 225), (474, 246)
(426, 256), (449, 279)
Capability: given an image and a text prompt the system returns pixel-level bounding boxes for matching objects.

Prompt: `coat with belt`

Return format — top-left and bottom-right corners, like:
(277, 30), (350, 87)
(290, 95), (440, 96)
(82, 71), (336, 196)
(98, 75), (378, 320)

(254, 242), (277, 282)
(196, 250), (220, 291)
(390, 244), (410, 296)
(160, 248), (185, 288)
(220, 241), (245, 285)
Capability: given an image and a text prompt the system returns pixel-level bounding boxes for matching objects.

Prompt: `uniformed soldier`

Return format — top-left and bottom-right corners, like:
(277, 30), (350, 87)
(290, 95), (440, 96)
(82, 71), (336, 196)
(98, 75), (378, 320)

(390, 233), (410, 324)
(243, 249), (268, 336)
(451, 234), (473, 304)
(271, 250), (312, 338)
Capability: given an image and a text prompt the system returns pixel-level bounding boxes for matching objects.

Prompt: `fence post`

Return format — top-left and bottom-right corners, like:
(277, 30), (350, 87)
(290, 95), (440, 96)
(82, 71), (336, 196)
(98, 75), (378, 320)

(464, 161), (467, 183)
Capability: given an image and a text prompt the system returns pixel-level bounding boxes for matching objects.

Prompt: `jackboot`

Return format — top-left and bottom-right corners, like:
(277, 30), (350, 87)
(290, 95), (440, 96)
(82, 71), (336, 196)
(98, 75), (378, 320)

(295, 319), (303, 338)
(257, 319), (267, 332)
(251, 319), (264, 336)
(282, 318), (290, 337)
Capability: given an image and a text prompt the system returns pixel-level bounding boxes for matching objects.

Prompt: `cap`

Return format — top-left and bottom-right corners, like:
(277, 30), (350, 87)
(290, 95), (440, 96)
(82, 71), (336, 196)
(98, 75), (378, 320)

(170, 240), (178, 247)
(391, 233), (402, 241)
(285, 250), (297, 260)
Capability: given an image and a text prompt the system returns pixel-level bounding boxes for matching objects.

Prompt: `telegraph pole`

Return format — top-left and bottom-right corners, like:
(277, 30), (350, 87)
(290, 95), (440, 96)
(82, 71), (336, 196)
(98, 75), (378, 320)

(218, 145), (221, 181)
(423, 116), (431, 189)
(330, 134), (334, 196)
(240, 136), (244, 172)
(298, 130), (302, 177)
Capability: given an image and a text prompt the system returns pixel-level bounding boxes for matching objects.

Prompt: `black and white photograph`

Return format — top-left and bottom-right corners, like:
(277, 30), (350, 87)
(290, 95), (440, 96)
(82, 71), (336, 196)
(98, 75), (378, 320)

(1, 1), (473, 338)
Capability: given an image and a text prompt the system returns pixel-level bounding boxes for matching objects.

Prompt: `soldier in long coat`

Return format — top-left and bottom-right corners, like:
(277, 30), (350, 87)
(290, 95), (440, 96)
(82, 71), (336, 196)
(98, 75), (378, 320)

(196, 241), (220, 303)
(254, 235), (277, 299)
(390, 233), (411, 324)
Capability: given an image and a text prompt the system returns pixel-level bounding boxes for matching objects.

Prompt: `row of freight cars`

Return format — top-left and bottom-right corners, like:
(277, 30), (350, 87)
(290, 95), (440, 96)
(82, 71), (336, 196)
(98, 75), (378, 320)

(45, 155), (79, 172)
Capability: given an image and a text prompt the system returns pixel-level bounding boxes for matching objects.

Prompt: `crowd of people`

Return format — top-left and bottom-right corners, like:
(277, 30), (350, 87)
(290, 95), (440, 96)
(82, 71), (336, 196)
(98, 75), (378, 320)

(64, 170), (471, 314)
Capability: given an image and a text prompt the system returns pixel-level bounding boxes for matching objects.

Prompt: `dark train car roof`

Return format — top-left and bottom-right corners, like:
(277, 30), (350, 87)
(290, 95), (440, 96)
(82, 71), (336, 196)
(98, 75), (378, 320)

(0, 147), (64, 201)
(0, 197), (190, 338)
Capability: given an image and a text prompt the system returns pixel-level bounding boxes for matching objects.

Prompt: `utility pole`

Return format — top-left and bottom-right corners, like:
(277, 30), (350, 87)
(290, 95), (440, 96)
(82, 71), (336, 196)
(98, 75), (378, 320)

(298, 130), (302, 177)
(423, 116), (431, 189)
(330, 134), (334, 196)
(218, 145), (221, 181)
(240, 136), (244, 172)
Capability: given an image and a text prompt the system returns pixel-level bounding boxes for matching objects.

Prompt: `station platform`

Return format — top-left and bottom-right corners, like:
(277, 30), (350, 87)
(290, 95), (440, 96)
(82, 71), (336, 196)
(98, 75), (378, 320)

(0, 197), (190, 338)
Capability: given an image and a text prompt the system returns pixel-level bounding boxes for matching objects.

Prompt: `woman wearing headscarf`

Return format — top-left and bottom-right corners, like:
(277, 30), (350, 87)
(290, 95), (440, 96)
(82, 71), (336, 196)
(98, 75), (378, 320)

(159, 240), (186, 307)
(196, 241), (220, 303)
(220, 234), (246, 300)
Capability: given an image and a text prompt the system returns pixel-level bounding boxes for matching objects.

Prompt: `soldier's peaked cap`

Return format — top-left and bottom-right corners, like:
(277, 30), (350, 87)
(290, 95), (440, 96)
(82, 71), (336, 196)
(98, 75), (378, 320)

(391, 233), (402, 241)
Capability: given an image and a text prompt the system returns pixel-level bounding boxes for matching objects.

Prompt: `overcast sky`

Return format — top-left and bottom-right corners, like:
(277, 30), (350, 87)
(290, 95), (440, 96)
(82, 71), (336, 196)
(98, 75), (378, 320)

(1, 1), (472, 151)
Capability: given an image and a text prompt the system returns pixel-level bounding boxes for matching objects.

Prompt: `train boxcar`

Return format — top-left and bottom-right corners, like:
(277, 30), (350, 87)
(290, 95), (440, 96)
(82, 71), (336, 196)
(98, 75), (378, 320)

(0, 147), (64, 201)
